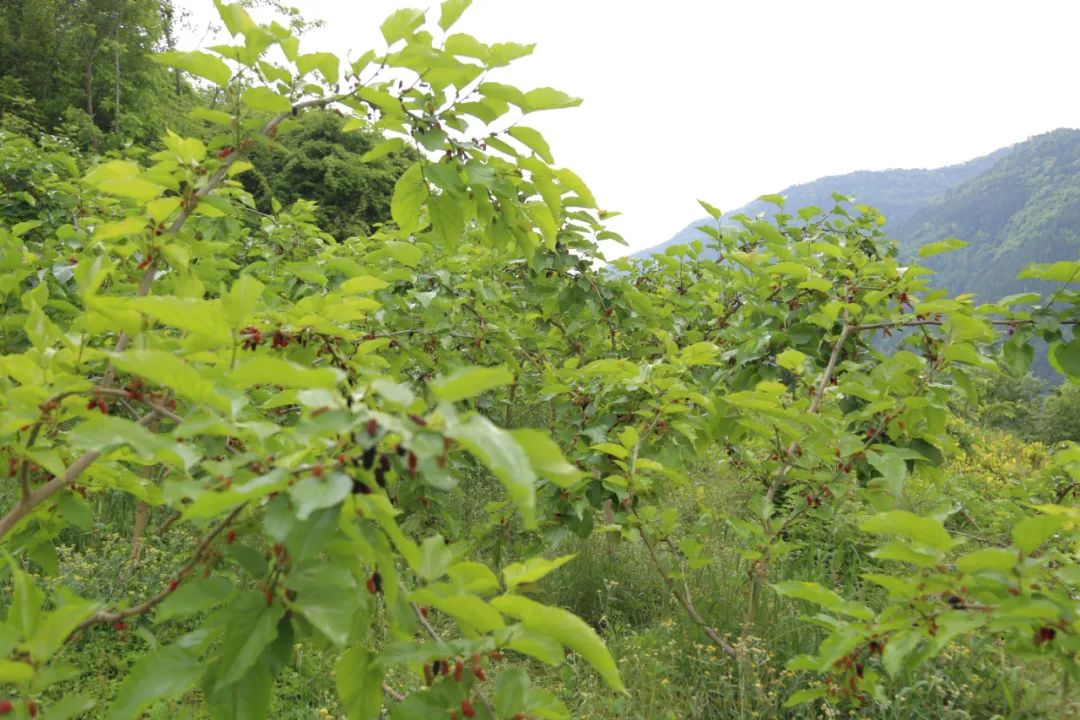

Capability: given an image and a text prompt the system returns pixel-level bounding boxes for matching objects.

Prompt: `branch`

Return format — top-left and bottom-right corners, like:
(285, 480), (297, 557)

(0, 411), (158, 540)
(853, 318), (1079, 333)
(71, 504), (246, 635)
(764, 323), (851, 506)
(92, 387), (184, 423)
(637, 524), (737, 659)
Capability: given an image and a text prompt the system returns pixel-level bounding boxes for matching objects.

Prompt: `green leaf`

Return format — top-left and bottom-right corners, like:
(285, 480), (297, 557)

(408, 589), (504, 632)
(96, 175), (164, 202)
(68, 414), (179, 464)
(110, 646), (201, 720)
(417, 535), (454, 581)
(860, 511), (958, 551)
(783, 688), (827, 708)
(95, 216), (147, 242)
(289, 473), (352, 520)
(698, 200), (723, 219)
(448, 414), (536, 529)
(502, 555), (575, 590)
(1011, 514), (1067, 554)
(494, 667), (529, 716)
(775, 348), (806, 372)
(918, 238), (968, 257)
(0, 659), (34, 683)
(590, 442), (628, 459)
(109, 350), (229, 412)
(361, 138), (406, 162)
(956, 548), (1017, 574)
(154, 50), (233, 87)
(214, 0), (257, 36)
(391, 163), (428, 235)
(517, 445), (579, 487)
(47, 693), (97, 720)
(491, 594), (624, 692)
(205, 662), (272, 720)
(288, 561), (357, 646)
(337, 648), (383, 720)
(214, 593), (284, 690)
(1051, 338), (1080, 380)
(128, 296), (230, 343)
(241, 86), (292, 113)
(381, 241), (424, 268)
(866, 448), (908, 497)
(1017, 260), (1080, 282)
(447, 561), (501, 595)
(223, 275), (265, 327)
(228, 357), (343, 389)
(28, 599), (102, 661)
(157, 577), (234, 622)
(773, 581), (873, 620)
(882, 630), (922, 677)
(432, 365), (514, 402)
(439, 0), (471, 30)
(340, 275), (389, 294)
(508, 126), (553, 163)
(506, 631), (564, 665)
(521, 87), (582, 113)
(871, 541), (941, 567)
(1002, 339), (1034, 377)
(297, 52), (339, 83)
(381, 8), (425, 45)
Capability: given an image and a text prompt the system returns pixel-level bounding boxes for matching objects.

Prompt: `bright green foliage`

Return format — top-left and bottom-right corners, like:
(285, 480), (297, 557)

(0, 0), (1078, 718)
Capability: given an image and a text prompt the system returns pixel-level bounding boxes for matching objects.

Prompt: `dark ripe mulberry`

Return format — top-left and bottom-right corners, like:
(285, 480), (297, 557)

(379, 454), (391, 472)
(361, 446), (377, 470)
(407, 452), (417, 475)
(374, 467), (387, 488)
(366, 571), (382, 594)
(352, 479), (372, 495)
(1034, 626), (1056, 646)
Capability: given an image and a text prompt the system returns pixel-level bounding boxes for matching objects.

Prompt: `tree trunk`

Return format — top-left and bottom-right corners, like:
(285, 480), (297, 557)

(84, 57), (94, 123)
(113, 3), (121, 134)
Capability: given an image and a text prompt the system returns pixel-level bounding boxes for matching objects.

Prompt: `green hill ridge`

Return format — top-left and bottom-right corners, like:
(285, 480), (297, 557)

(639, 128), (1080, 303)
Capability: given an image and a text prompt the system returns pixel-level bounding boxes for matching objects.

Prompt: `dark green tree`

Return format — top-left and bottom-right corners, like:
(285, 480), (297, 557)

(241, 110), (417, 240)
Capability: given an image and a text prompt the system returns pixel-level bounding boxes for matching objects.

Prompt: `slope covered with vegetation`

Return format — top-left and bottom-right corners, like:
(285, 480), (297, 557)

(644, 130), (1080, 308)
(639, 148), (1007, 259)
(898, 128), (1080, 301)
(0, 2), (1078, 720)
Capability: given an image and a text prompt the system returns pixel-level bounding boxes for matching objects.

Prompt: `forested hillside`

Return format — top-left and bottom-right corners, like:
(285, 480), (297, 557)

(647, 148), (1006, 258)
(898, 128), (1080, 300)
(644, 130), (1080, 306)
(0, 2), (1078, 720)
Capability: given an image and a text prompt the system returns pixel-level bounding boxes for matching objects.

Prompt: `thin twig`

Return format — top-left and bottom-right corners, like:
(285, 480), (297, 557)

(638, 524), (737, 658)
(71, 504), (246, 636)
(0, 411), (159, 539)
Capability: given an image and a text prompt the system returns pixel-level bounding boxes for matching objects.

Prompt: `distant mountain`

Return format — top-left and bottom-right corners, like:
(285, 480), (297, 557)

(637, 128), (1080, 304)
(638, 147), (1008, 260)
(896, 128), (1080, 301)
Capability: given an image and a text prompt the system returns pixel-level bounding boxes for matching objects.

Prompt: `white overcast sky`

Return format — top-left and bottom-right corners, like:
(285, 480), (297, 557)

(176, 0), (1080, 256)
